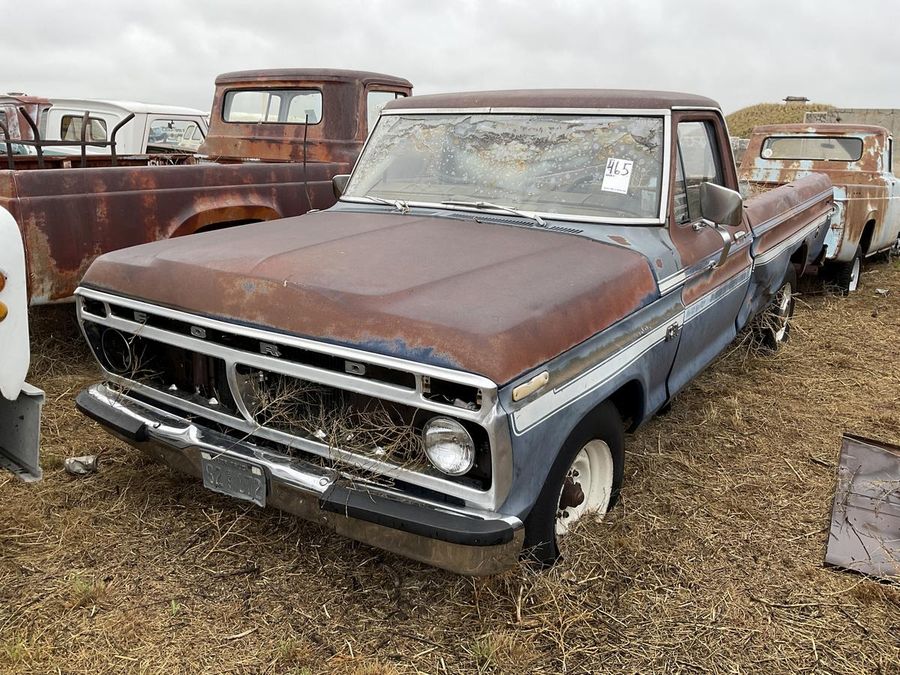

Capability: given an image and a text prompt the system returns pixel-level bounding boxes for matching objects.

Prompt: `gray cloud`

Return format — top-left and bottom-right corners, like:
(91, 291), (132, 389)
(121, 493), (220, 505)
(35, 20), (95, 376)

(2, 0), (898, 114)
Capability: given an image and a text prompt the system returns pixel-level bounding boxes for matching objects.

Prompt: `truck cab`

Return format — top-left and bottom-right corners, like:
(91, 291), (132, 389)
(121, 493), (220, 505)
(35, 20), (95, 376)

(40, 99), (209, 155)
(198, 68), (411, 163)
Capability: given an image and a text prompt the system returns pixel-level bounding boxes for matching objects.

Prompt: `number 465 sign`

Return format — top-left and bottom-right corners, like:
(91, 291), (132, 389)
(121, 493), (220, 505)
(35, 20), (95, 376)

(601, 157), (633, 194)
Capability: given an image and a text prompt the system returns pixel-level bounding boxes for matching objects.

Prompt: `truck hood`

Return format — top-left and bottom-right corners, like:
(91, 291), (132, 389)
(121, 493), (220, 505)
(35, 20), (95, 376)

(81, 210), (659, 384)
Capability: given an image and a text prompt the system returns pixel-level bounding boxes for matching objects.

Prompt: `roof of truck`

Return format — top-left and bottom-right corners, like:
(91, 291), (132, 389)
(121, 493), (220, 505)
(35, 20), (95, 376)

(383, 89), (720, 112)
(215, 68), (412, 87)
(49, 98), (206, 117)
(752, 123), (890, 136)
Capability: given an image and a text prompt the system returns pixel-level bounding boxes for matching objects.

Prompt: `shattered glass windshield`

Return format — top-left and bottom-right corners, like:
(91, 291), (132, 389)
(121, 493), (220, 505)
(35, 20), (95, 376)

(344, 113), (665, 220)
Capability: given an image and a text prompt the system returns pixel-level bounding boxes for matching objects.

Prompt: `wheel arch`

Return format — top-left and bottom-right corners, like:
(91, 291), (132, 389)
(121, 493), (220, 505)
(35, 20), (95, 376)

(859, 218), (878, 255)
(170, 205), (282, 238)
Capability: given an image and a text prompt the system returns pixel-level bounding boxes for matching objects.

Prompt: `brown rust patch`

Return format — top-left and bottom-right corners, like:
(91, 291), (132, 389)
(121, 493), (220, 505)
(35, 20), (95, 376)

(82, 210), (658, 384)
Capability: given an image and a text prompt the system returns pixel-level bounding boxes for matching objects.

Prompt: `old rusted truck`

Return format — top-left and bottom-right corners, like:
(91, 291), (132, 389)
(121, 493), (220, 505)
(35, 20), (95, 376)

(0, 69), (411, 304)
(74, 90), (832, 574)
(739, 123), (900, 293)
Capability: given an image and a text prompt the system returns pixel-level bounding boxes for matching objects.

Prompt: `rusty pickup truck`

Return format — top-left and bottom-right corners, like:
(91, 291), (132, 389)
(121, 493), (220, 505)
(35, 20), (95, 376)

(740, 123), (900, 293)
(0, 69), (411, 304)
(74, 90), (833, 574)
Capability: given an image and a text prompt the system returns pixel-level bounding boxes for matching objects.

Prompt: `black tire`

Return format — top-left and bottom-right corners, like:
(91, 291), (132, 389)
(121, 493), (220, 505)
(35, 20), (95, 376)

(755, 265), (797, 351)
(523, 401), (624, 565)
(830, 245), (862, 296)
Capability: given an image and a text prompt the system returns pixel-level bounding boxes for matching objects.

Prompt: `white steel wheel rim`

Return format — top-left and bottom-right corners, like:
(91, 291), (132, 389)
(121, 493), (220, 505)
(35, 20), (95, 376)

(848, 257), (861, 292)
(772, 281), (792, 343)
(555, 440), (614, 537)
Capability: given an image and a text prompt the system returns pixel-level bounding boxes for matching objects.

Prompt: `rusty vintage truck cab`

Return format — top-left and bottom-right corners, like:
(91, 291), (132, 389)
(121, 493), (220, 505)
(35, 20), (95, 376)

(739, 123), (900, 293)
(74, 90), (832, 574)
(0, 69), (411, 304)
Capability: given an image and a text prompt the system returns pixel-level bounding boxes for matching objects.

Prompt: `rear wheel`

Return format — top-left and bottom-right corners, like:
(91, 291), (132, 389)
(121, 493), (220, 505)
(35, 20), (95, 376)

(524, 402), (624, 565)
(755, 266), (797, 351)
(831, 246), (862, 295)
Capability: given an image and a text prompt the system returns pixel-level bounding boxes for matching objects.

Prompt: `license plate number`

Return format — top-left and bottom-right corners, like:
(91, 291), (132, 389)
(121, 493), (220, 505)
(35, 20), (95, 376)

(200, 453), (266, 507)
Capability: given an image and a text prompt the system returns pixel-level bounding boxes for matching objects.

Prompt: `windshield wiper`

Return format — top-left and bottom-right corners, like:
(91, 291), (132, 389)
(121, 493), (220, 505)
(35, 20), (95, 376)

(440, 200), (546, 227)
(358, 193), (409, 213)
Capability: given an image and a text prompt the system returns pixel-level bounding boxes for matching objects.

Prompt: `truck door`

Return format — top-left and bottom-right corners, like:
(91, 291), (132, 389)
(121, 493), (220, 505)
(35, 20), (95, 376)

(666, 114), (754, 397)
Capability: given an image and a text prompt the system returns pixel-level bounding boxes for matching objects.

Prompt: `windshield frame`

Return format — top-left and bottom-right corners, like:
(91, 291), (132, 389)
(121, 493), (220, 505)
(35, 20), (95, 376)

(340, 106), (673, 226)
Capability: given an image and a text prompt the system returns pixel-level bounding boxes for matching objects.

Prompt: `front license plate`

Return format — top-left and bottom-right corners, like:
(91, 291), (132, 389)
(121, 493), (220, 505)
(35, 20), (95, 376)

(200, 453), (266, 507)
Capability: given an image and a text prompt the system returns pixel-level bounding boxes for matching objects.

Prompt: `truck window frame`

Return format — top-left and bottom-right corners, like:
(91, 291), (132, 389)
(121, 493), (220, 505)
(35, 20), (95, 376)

(221, 88), (324, 125)
(364, 87), (407, 135)
(760, 135), (864, 162)
(60, 114), (108, 142)
(668, 110), (736, 229)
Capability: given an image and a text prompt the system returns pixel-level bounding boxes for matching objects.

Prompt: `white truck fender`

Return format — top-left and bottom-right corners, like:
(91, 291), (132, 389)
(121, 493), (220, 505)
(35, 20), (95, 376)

(0, 205), (29, 401)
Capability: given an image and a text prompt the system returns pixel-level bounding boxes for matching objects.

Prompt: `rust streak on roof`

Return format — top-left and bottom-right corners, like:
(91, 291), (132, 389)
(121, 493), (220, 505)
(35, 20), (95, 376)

(385, 89), (720, 111)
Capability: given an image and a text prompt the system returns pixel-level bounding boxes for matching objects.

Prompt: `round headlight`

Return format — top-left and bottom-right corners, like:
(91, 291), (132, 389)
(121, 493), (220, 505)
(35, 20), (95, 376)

(423, 417), (475, 476)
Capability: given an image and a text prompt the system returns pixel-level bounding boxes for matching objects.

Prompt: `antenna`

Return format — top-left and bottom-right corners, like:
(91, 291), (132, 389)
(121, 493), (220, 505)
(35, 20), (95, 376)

(302, 113), (312, 211)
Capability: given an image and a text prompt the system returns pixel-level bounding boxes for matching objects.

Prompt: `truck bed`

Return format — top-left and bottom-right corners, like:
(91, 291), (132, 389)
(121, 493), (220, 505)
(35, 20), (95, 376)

(0, 160), (342, 303)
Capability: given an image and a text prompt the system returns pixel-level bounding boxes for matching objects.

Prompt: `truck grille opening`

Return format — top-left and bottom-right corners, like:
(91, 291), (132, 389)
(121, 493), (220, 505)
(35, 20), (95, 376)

(104, 302), (417, 390)
(235, 367), (491, 488)
(80, 315), (492, 490)
(82, 324), (238, 416)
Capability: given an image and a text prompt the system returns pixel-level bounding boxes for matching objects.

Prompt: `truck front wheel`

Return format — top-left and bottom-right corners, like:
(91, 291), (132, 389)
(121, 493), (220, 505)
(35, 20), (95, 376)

(523, 401), (624, 565)
(755, 266), (797, 351)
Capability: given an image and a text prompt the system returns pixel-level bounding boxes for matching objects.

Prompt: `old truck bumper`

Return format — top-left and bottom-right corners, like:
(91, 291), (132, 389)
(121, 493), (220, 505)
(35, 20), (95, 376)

(76, 384), (523, 575)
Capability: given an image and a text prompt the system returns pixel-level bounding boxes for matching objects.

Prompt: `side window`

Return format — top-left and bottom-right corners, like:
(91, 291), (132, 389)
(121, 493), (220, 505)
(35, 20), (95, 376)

(676, 121), (723, 222)
(61, 115), (108, 142)
(147, 119), (206, 151)
(366, 91), (405, 132)
(887, 138), (894, 174)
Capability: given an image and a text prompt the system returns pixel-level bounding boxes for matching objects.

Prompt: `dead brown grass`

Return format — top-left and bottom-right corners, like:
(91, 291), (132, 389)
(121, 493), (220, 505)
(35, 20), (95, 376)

(1, 263), (899, 673)
(726, 102), (833, 139)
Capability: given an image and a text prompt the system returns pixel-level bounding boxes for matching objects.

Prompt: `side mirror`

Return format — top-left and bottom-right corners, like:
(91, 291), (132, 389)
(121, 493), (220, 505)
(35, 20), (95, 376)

(332, 174), (350, 199)
(699, 182), (743, 227)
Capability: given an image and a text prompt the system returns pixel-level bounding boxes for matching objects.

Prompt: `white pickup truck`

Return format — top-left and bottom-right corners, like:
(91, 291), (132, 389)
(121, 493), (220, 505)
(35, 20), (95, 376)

(0, 206), (43, 481)
(41, 98), (208, 155)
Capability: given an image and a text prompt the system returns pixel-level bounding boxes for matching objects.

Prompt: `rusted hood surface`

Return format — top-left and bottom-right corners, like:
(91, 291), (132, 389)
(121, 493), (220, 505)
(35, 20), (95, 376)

(82, 211), (658, 384)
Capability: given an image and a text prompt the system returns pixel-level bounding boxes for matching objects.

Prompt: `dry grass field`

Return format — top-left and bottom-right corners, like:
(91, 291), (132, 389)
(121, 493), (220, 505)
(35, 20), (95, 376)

(1, 261), (899, 674)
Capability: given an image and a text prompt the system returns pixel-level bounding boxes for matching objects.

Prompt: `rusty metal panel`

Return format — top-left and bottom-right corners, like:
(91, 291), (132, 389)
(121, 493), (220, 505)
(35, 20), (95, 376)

(8, 161), (340, 303)
(200, 69), (412, 163)
(80, 210), (660, 384)
(825, 434), (900, 581)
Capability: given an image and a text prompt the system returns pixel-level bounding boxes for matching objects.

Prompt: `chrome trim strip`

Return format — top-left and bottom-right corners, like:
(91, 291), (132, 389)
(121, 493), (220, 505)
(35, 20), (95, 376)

(683, 268), (752, 323)
(754, 213), (829, 266)
(511, 315), (680, 434)
(750, 189), (832, 237)
(657, 236), (752, 296)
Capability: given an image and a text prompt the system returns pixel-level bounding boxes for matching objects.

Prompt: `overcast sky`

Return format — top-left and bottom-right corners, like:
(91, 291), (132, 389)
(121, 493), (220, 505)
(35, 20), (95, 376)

(3, 0), (898, 115)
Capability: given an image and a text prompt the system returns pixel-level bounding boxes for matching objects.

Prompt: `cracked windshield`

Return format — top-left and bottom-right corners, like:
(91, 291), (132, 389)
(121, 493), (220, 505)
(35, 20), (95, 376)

(345, 113), (664, 220)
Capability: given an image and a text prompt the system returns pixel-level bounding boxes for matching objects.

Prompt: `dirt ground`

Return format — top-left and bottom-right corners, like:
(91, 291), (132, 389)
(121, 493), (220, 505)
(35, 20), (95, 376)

(1, 261), (899, 674)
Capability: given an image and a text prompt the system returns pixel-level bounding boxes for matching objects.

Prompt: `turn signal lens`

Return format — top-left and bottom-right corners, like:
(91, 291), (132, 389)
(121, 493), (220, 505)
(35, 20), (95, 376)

(0, 302), (7, 322)
(0, 273), (5, 293)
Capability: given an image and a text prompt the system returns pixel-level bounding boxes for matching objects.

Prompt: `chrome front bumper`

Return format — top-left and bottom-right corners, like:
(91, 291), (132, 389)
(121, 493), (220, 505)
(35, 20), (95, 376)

(76, 383), (524, 575)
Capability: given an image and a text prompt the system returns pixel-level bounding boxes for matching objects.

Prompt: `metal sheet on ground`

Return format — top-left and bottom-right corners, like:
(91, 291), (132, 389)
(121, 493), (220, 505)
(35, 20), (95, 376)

(825, 434), (900, 581)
